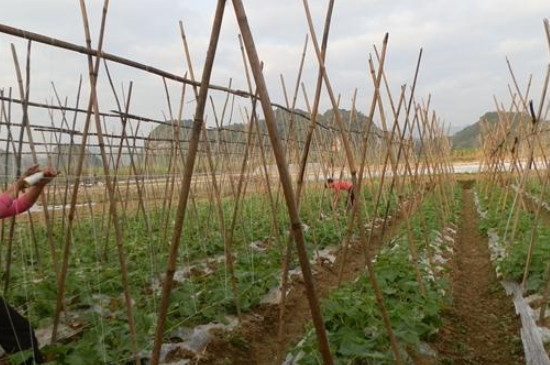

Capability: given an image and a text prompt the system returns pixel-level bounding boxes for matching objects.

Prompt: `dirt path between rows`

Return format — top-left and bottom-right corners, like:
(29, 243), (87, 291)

(197, 194), (425, 365)
(432, 184), (524, 364)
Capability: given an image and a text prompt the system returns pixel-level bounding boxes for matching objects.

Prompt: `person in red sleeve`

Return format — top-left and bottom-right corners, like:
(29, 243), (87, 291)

(326, 178), (354, 210)
(1, 164), (58, 364)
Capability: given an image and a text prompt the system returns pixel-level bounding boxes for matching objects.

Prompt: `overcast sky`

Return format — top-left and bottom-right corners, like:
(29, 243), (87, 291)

(0, 0), (549, 139)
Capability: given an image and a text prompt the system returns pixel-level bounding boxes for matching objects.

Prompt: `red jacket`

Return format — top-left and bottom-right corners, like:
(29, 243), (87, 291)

(328, 181), (353, 190)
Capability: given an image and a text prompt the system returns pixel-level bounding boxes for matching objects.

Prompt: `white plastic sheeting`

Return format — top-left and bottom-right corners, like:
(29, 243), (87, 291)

(475, 190), (550, 364)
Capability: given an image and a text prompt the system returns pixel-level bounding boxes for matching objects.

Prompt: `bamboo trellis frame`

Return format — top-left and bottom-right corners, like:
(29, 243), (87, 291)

(0, 2), (464, 365)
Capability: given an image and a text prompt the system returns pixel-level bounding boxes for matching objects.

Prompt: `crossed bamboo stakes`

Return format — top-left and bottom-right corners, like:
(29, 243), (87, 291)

(0, 1), (459, 364)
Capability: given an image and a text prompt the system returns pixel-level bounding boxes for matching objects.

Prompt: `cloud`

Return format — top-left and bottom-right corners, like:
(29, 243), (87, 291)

(496, 38), (543, 55)
(0, 0), (549, 139)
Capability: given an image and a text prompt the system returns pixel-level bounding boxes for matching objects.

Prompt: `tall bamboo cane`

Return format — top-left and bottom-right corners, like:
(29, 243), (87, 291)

(179, 23), (244, 320)
(52, 0), (111, 343)
(77, 1), (141, 362)
(150, 1), (227, 363)
(367, 57), (427, 296)
(5, 42), (59, 291)
(302, 0), (407, 361)
(232, 0), (335, 362)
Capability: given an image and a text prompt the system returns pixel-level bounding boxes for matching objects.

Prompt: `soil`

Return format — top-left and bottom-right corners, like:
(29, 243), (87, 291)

(198, 244), (392, 365)
(194, 182), (527, 364)
(430, 183), (524, 365)
(197, 194), (425, 365)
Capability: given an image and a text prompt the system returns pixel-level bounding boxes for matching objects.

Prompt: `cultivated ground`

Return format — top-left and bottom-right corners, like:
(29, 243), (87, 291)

(195, 181), (526, 364)
(431, 184), (524, 364)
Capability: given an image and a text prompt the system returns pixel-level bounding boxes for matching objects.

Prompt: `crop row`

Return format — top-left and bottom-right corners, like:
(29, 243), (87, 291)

(287, 185), (460, 364)
(4, 182), (401, 364)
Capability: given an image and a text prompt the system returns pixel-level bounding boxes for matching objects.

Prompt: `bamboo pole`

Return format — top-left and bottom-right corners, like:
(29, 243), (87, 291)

(516, 69), (550, 288)
(77, 1), (141, 362)
(232, 0), (334, 362)
(273, 0), (335, 357)
(377, 49), (423, 242)
(236, 34), (282, 244)
(544, 19), (550, 59)
(286, 34), (309, 165)
(0, 23), (286, 114)
(236, 33), (286, 271)
(0, 89), (21, 289)
(337, 85), (405, 285)
(367, 56), (426, 296)
(52, 0), (111, 343)
(0, 94), (365, 158)
(158, 80), (183, 250)
(209, 82), (239, 198)
(0, 92), (13, 268)
(302, 0), (406, 361)
(103, 63), (158, 279)
(373, 45), (415, 189)
(505, 65), (549, 249)
(150, 1), (226, 363)
(523, 164), (550, 287)
(159, 79), (178, 230)
(179, 21), (244, 320)
(51, 79), (83, 231)
(6, 41), (60, 289)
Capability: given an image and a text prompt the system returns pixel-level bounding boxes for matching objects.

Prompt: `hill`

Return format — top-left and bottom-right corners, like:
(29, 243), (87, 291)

(146, 108), (383, 164)
(451, 111), (535, 150)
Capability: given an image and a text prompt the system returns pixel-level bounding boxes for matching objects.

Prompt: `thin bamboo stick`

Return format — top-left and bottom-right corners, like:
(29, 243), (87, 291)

(5, 41), (59, 291)
(150, 1), (226, 363)
(376, 49), (423, 242)
(51, 79), (82, 231)
(52, 0), (111, 343)
(1, 88), (21, 291)
(367, 56), (426, 296)
(302, 0), (409, 360)
(77, 2), (141, 363)
(236, 34), (282, 245)
(180, 21), (244, 320)
(544, 19), (550, 58)
(505, 65), (549, 250)
(233, 0), (334, 363)
(523, 165), (550, 287)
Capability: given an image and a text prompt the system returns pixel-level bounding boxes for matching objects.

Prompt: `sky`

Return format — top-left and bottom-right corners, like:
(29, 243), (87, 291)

(0, 0), (549, 142)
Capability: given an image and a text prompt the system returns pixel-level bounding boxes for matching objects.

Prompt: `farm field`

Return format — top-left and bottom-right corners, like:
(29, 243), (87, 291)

(0, 1), (550, 365)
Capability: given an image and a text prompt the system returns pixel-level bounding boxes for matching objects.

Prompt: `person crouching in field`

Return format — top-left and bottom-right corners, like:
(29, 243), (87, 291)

(0, 165), (58, 365)
(326, 178), (354, 210)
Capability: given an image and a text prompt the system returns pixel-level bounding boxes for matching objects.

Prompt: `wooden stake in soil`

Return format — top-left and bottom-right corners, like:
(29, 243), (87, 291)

(278, 8), (335, 342)
(178, 22), (244, 320)
(232, 0), (333, 363)
(4, 42), (59, 292)
(51, 0), (117, 345)
(79, 2), (141, 363)
(367, 56), (427, 297)
(302, 0), (404, 362)
(150, 1), (226, 363)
